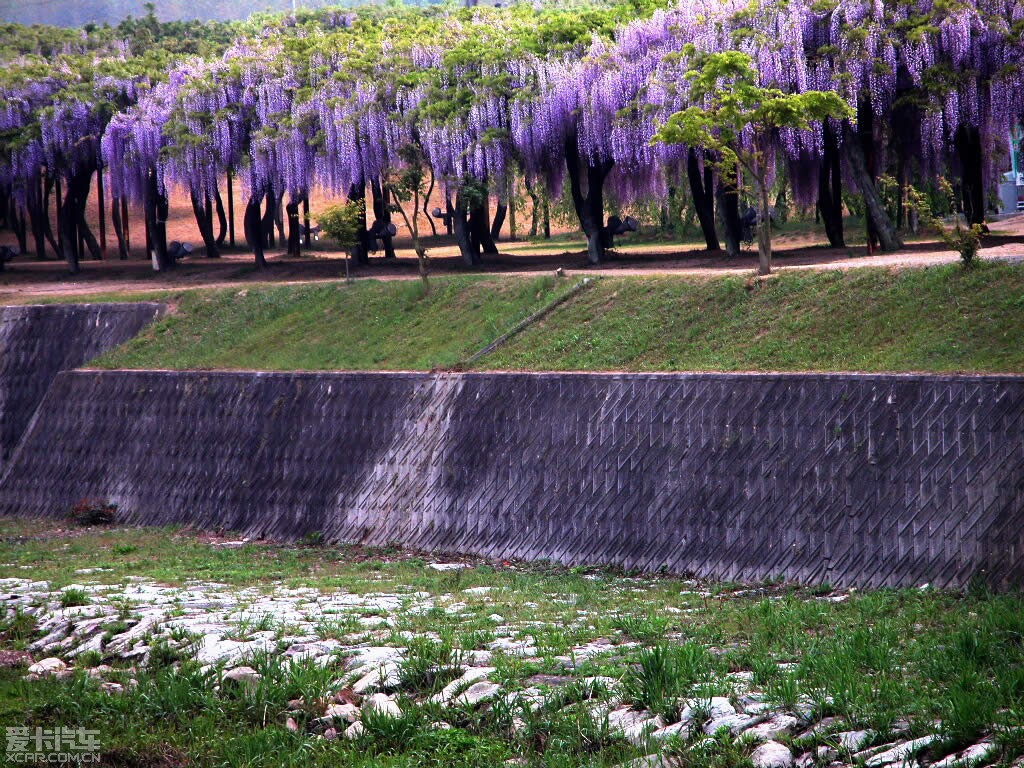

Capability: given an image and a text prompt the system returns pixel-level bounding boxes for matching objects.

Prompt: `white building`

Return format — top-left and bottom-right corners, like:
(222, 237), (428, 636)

(1000, 125), (1024, 214)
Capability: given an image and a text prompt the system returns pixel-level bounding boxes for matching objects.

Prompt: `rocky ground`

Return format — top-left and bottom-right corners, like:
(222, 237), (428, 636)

(3, 559), (1020, 768)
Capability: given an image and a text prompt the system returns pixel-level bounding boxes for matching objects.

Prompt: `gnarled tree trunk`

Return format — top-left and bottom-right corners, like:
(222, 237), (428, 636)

(687, 147), (720, 251)
(190, 189), (220, 258)
(348, 180), (370, 265)
(470, 193), (498, 256)
(302, 197), (311, 247)
(144, 167), (171, 271)
(422, 166), (437, 237)
(111, 196), (130, 260)
(370, 177), (396, 259)
(286, 196), (301, 258)
(955, 124), (986, 227)
(261, 185), (277, 249)
(715, 163), (742, 258)
(490, 199), (507, 242)
(524, 176), (540, 237)
(842, 119), (902, 252)
(244, 191), (267, 268)
(565, 131), (613, 264)
(8, 196), (27, 256)
(214, 189), (227, 246)
(453, 192), (479, 266)
(58, 163), (101, 273)
(818, 120), (845, 248)
(27, 175), (47, 258)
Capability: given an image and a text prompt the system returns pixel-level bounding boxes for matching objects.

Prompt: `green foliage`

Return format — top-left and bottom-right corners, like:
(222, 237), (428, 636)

(653, 50), (852, 171)
(654, 49), (852, 272)
(389, 144), (427, 206)
(317, 200), (366, 254)
(906, 179), (983, 267)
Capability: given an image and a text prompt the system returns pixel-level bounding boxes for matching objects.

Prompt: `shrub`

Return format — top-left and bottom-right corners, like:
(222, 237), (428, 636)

(317, 200), (366, 281)
(299, 531), (324, 548)
(906, 180), (984, 267)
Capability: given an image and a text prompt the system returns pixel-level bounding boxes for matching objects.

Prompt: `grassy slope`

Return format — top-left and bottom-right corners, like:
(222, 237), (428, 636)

(95, 262), (1024, 374)
(483, 263), (1024, 373)
(96, 275), (564, 371)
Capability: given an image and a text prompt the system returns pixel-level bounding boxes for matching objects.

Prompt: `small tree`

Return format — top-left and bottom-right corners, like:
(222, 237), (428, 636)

(906, 178), (983, 267)
(317, 199), (366, 282)
(385, 143), (430, 291)
(654, 49), (852, 275)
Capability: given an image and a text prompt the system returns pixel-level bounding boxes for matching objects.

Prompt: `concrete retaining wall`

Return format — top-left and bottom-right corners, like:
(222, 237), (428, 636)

(0, 303), (163, 466)
(1, 368), (1021, 589)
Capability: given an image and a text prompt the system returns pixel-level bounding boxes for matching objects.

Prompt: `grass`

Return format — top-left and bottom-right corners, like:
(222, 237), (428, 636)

(1, 520), (1022, 766)
(621, 643), (717, 721)
(89, 262), (1024, 374)
(482, 263), (1024, 373)
(95, 276), (567, 372)
(58, 587), (91, 607)
(399, 636), (465, 695)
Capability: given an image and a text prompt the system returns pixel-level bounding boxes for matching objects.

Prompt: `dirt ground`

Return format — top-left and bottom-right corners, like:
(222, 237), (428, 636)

(2, 179), (1022, 302)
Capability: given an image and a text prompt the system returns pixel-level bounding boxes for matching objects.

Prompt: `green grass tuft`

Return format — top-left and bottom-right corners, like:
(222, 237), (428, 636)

(59, 587), (91, 608)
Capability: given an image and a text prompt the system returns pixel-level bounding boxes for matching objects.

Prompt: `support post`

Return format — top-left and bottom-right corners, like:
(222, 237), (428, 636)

(227, 168), (236, 247)
(96, 163), (107, 255)
(122, 197), (130, 255)
(302, 196), (311, 247)
(55, 175), (63, 252)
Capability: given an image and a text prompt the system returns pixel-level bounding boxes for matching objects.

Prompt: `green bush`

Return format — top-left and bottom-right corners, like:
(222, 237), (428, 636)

(317, 200), (365, 253)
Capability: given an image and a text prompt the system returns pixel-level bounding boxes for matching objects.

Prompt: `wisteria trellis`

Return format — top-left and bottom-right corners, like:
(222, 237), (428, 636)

(0, 0), (1021, 267)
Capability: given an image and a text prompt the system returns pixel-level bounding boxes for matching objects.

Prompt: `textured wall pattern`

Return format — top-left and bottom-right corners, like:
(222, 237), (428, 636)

(1, 369), (1021, 588)
(0, 303), (163, 466)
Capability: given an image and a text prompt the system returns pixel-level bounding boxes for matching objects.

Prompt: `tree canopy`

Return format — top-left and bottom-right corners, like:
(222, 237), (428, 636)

(0, 0), (1020, 270)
